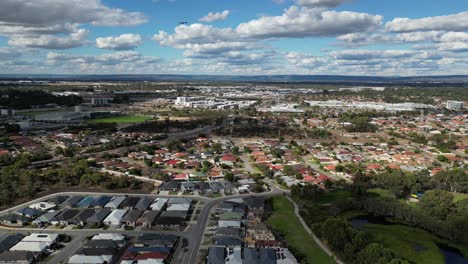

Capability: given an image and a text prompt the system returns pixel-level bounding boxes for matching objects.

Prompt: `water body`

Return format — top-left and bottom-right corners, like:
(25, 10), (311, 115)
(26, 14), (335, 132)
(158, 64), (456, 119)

(350, 215), (468, 264)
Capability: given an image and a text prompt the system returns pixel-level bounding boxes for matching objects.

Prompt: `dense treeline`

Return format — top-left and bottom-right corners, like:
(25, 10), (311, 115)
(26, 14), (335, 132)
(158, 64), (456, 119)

(315, 217), (409, 264)
(330, 193), (468, 244)
(0, 156), (143, 207)
(0, 90), (82, 109)
(374, 169), (467, 198)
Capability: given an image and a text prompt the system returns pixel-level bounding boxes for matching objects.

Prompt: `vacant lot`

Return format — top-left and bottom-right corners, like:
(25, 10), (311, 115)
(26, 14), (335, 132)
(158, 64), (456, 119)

(87, 115), (153, 124)
(267, 196), (335, 264)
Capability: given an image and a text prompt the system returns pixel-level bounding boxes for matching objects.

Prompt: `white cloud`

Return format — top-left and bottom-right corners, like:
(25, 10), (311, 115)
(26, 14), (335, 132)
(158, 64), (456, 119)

(296, 0), (351, 8)
(385, 11), (468, 33)
(236, 6), (382, 38)
(330, 49), (416, 60)
(0, 0), (147, 50)
(96, 34), (143, 50)
(8, 28), (88, 49)
(199, 10), (230, 23)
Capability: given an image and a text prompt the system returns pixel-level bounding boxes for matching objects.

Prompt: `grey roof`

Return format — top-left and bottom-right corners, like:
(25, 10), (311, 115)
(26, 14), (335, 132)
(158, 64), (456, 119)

(89, 196), (112, 208)
(70, 209), (95, 225)
(216, 227), (242, 237)
(243, 196), (264, 209)
(32, 210), (61, 224)
(243, 248), (260, 264)
(259, 248), (277, 264)
(119, 197), (141, 209)
(120, 210), (143, 223)
(136, 211), (160, 226)
(0, 214), (31, 224)
(207, 247), (225, 264)
(0, 234), (24, 253)
(167, 197), (192, 205)
(52, 209), (80, 222)
(159, 181), (179, 191)
(134, 197), (153, 211)
(136, 234), (178, 247)
(0, 251), (35, 263)
(15, 207), (43, 218)
(214, 237), (243, 247)
(105, 196), (126, 209)
(160, 210), (188, 219)
(62, 196), (84, 207)
(47, 195), (70, 206)
(87, 209), (111, 224)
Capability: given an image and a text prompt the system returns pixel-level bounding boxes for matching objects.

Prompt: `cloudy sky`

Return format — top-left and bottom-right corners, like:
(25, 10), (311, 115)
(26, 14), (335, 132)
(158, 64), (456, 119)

(0, 0), (467, 76)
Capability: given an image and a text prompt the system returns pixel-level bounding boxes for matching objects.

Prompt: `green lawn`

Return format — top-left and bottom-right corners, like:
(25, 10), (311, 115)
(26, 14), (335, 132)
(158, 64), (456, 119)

(367, 188), (394, 198)
(452, 192), (468, 202)
(87, 115), (152, 124)
(318, 190), (352, 204)
(364, 223), (467, 264)
(267, 196), (335, 264)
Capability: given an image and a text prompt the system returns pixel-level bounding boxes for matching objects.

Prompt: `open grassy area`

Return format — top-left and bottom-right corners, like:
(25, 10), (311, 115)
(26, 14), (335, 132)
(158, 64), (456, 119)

(364, 223), (467, 264)
(87, 115), (153, 124)
(367, 188), (394, 198)
(452, 192), (468, 202)
(317, 190), (352, 204)
(267, 196), (335, 264)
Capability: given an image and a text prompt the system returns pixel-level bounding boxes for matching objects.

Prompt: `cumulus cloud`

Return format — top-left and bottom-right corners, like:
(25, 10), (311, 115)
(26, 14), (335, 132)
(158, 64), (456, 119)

(236, 6), (382, 38)
(330, 49), (415, 60)
(0, 47), (22, 60)
(0, 0), (147, 50)
(8, 28), (88, 49)
(199, 10), (230, 22)
(96, 34), (143, 50)
(296, 0), (351, 8)
(385, 11), (468, 33)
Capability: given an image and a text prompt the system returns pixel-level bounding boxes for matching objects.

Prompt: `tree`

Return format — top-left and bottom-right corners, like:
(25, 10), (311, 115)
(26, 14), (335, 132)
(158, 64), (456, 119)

(419, 190), (454, 220)
(433, 169), (468, 193)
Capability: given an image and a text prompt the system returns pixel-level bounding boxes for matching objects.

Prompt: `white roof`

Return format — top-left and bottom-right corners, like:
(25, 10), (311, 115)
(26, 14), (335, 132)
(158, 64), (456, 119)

(68, 254), (113, 264)
(138, 260), (164, 264)
(150, 198), (168, 211)
(166, 203), (190, 212)
(218, 220), (241, 228)
(10, 241), (49, 252)
(22, 233), (59, 243)
(29, 202), (56, 211)
(103, 209), (127, 225)
(104, 196), (126, 209)
(92, 233), (125, 241)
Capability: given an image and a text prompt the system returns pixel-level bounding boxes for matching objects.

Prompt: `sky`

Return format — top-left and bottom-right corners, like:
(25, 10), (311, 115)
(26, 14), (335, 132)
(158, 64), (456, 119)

(0, 0), (467, 76)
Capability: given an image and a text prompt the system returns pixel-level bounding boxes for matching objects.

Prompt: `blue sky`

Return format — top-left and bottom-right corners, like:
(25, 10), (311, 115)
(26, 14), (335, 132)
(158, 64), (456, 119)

(0, 0), (467, 75)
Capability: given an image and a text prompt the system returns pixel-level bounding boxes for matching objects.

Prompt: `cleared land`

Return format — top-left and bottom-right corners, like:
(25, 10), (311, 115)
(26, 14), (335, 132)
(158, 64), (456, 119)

(267, 196), (335, 264)
(87, 115), (153, 124)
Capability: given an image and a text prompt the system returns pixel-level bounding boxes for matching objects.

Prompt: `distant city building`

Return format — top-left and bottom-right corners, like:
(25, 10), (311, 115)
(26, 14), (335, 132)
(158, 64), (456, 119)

(91, 97), (111, 106)
(0, 108), (15, 116)
(175, 97), (256, 109)
(306, 100), (436, 112)
(257, 104), (305, 113)
(446, 100), (464, 111)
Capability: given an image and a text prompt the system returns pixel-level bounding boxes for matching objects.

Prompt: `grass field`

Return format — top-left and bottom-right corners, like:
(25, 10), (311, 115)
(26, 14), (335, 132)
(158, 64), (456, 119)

(267, 196), (335, 264)
(367, 188), (394, 198)
(364, 223), (468, 264)
(452, 192), (468, 202)
(317, 190), (352, 204)
(87, 115), (153, 124)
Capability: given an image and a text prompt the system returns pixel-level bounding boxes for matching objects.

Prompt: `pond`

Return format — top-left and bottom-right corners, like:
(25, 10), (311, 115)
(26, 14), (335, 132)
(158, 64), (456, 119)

(350, 215), (468, 264)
